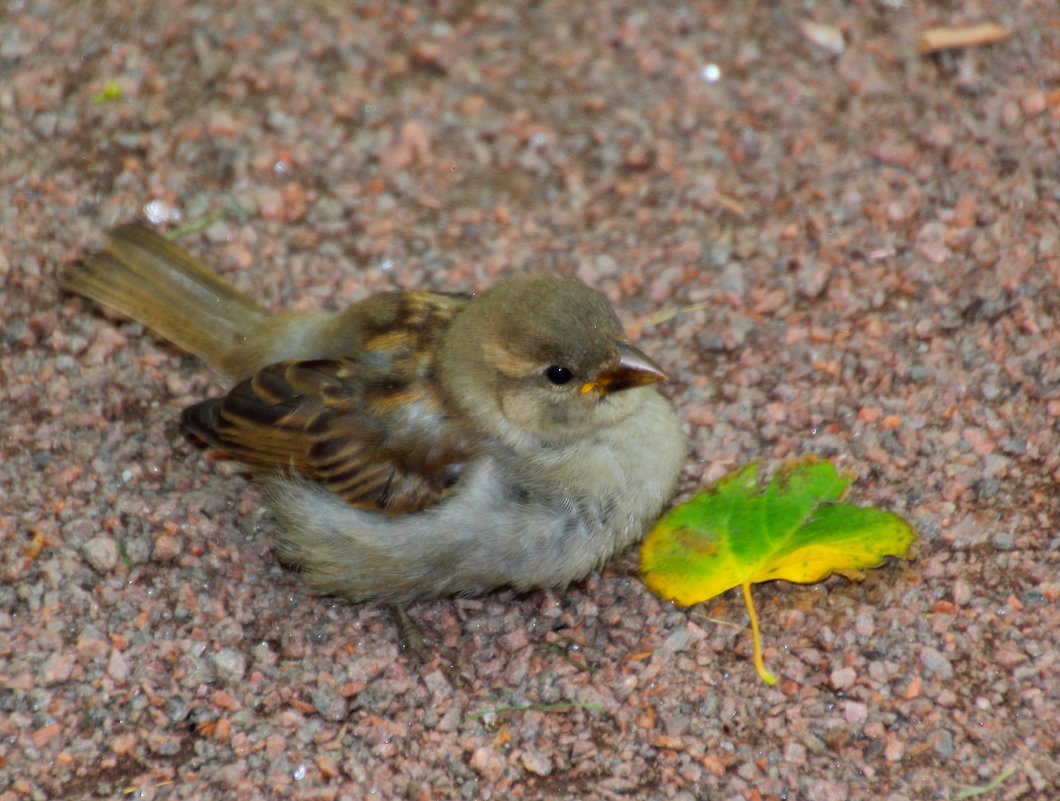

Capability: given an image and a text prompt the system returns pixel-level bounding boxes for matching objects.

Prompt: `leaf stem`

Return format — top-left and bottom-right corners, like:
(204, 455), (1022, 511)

(741, 581), (777, 685)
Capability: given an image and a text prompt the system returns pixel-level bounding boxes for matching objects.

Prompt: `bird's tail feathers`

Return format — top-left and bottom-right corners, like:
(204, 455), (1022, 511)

(61, 223), (270, 375)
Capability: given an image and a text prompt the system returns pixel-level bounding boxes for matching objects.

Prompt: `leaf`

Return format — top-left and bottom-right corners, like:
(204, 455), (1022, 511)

(89, 80), (123, 105)
(640, 457), (916, 684)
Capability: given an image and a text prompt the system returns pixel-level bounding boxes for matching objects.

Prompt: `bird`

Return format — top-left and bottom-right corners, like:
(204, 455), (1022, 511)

(60, 223), (685, 609)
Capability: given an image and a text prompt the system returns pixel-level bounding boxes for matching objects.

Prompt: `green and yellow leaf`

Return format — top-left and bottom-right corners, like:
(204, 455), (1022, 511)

(641, 457), (916, 684)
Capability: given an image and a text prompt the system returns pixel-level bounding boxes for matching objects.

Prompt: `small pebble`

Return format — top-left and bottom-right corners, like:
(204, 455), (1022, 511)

(311, 687), (348, 721)
(107, 648), (129, 682)
(929, 728), (955, 758)
(210, 648), (248, 682)
(830, 666), (857, 690)
(39, 653), (75, 685)
(81, 536), (119, 572)
(920, 648), (954, 680)
(990, 532), (1014, 550)
(521, 749), (553, 776)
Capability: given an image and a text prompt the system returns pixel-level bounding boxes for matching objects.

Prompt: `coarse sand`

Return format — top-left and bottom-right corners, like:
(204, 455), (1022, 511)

(1, 2), (1057, 799)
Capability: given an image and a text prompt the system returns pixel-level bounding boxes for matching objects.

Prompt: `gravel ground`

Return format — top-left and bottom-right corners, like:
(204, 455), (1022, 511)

(2, 1), (1057, 799)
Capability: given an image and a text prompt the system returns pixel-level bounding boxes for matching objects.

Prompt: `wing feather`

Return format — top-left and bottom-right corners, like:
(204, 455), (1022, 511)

(181, 292), (477, 514)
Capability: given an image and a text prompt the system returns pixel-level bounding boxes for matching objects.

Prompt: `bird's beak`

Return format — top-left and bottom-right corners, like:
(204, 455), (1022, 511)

(580, 341), (667, 395)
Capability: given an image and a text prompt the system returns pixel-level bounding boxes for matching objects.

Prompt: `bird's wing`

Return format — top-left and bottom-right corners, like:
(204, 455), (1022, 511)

(183, 357), (477, 514)
(182, 292), (478, 515)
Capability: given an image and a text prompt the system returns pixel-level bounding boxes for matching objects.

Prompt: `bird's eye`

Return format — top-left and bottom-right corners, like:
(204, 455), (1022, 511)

(544, 365), (574, 385)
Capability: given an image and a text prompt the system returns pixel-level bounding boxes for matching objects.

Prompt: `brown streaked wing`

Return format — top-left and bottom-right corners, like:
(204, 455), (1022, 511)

(182, 355), (477, 515)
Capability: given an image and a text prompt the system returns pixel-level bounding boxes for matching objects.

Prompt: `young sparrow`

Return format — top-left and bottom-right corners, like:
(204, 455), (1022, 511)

(61, 224), (685, 604)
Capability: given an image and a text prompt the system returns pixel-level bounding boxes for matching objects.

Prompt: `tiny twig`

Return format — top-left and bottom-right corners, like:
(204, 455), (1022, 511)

(689, 610), (742, 629)
(641, 302), (712, 328)
(540, 643), (597, 674)
(123, 782), (173, 794)
(165, 215), (222, 239)
(465, 702), (603, 722)
(165, 206), (251, 240)
(954, 765), (1017, 800)
(116, 539), (133, 568)
(918, 23), (1011, 54)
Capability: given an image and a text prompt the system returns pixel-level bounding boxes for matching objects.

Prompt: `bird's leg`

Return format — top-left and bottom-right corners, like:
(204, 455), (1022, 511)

(390, 603), (469, 686)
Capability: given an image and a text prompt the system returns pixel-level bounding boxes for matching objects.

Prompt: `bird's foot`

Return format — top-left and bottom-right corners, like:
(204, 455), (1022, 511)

(391, 603), (470, 687)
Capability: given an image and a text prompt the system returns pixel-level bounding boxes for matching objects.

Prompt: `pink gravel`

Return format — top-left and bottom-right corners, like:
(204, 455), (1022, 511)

(1, 1), (1057, 799)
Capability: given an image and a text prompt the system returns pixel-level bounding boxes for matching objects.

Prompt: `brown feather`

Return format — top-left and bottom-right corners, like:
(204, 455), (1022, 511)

(181, 298), (480, 515)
